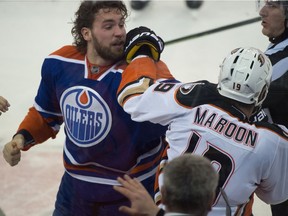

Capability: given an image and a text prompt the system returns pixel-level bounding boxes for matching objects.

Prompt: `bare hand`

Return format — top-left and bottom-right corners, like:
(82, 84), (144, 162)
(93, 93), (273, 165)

(0, 96), (10, 115)
(113, 174), (160, 216)
(3, 134), (25, 166)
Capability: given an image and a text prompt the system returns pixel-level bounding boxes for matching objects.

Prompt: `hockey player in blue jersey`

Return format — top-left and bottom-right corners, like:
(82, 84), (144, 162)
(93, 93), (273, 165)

(2, 1), (174, 215)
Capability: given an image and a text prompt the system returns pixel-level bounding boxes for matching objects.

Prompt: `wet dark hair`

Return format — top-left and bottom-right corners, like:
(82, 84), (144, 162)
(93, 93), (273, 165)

(280, 1), (288, 18)
(71, 1), (128, 54)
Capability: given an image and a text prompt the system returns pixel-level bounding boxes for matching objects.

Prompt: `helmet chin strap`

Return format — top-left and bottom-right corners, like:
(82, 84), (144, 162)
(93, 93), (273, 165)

(269, 26), (288, 43)
(251, 104), (262, 116)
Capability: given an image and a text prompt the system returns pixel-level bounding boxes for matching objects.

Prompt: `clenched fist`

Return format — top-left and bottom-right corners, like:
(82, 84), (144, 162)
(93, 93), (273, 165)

(3, 134), (25, 166)
(124, 26), (164, 63)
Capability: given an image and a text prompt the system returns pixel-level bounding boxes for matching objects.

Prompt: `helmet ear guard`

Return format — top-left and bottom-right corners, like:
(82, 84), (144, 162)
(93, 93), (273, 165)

(217, 47), (272, 107)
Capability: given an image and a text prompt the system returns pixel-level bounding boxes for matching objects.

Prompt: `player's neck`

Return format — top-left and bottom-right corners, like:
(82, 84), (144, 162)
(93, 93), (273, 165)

(229, 100), (254, 119)
(87, 55), (114, 67)
(238, 106), (254, 119)
(86, 48), (114, 67)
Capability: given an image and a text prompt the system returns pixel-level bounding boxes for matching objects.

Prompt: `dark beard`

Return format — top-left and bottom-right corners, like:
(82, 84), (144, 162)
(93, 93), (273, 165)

(92, 36), (124, 62)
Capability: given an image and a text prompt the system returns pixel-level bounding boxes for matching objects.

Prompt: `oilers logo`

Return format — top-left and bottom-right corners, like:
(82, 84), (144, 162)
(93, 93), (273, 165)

(60, 86), (112, 147)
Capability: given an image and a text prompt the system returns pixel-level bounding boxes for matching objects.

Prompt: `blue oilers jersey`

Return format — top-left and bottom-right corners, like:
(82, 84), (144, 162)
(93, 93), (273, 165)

(33, 45), (167, 201)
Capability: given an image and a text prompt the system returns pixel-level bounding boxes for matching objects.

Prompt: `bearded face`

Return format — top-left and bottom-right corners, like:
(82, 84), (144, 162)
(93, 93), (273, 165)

(91, 33), (125, 62)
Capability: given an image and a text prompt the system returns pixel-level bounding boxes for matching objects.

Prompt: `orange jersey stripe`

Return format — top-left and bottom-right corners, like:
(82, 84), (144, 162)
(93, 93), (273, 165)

(117, 57), (174, 95)
(50, 45), (85, 61)
(18, 107), (58, 150)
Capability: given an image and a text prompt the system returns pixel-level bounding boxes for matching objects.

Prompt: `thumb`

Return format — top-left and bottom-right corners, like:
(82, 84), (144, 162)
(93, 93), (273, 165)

(13, 135), (25, 150)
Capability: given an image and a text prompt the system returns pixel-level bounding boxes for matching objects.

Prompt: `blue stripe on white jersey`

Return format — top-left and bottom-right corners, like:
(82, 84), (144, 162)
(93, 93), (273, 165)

(265, 38), (288, 81)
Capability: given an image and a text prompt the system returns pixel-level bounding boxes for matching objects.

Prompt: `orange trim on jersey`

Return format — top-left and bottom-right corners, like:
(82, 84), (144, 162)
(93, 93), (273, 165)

(241, 194), (254, 216)
(155, 60), (174, 80)
(117, 57), (174, 95)
(118, 57), (157, 94)
(64, 159), (158, 176)
(50, 45), (85, 61)
(234, 193), (254, 216)
(129, 149), (164, 175)
(121, 93), (142, 106)
(174, 87), (195, 110)
(64, 160), (110, 175)
(18, 107), (58, 149)
(64, 141), (166, 177)
(154, 144), (169, 205)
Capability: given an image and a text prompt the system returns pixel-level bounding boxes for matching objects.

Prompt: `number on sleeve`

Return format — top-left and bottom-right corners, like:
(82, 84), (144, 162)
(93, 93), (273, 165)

(154, 83), (175, 93)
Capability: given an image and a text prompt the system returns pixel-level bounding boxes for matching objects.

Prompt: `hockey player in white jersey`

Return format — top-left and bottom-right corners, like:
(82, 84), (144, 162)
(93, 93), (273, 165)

(116, 47), (288, 216)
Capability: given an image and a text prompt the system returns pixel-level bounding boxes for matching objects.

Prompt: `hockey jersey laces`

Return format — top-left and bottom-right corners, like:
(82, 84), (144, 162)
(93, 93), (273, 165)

(220, 188), (232, 216)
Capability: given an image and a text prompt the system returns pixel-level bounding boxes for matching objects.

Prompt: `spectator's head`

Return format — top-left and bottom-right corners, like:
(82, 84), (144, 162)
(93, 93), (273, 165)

(161, 154), (219, 215)
(257, 0), (288, 39)
(217, 47), (272, 114)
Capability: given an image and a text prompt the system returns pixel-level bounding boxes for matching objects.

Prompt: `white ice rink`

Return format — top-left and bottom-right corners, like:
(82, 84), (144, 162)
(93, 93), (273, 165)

(0, 1), (272, 215)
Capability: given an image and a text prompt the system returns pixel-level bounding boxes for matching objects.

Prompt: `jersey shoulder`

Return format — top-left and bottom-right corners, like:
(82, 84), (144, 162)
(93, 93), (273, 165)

(114, 60), (127, 71)
(175, 80), (220, 108)
(254, 121), (288, 141)
(49, 45), (85, 61)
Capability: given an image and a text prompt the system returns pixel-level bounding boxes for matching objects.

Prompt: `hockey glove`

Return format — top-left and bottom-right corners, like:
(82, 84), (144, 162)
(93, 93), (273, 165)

(124, 26), (164, 63)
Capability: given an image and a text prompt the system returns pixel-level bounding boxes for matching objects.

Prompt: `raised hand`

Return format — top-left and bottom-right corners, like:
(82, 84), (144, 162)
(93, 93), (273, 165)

(124, 26), (164, 63)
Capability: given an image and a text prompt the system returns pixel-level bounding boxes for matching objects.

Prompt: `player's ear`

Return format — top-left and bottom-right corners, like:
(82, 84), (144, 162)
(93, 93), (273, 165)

(81, 27), (91, 41)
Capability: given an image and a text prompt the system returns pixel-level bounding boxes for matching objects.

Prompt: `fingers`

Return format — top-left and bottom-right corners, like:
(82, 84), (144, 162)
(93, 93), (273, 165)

(114, 174), (159, 216)
(2, 135), (25, 166)
(115, 175), (141, 194)
(0, 96), (10, 114)
(113, 184), (131, 198)
(114, 176), (137, 215)
(13, 134), (25, 150)
(2, 141), (21, 166)
(118, 206), (137, 215)
(123, 174), (146, 190)
(114, 181), (133, 199)
(114, 175), (140, 200)
(114, 174), (151, 203)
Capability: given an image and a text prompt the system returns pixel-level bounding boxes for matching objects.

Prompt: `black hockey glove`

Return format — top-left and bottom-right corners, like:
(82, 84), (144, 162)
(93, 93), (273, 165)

(124, 26), (164, 63)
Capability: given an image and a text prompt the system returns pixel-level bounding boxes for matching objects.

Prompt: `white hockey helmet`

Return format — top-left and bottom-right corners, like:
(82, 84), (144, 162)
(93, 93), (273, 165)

(217, 47), (272, 107)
